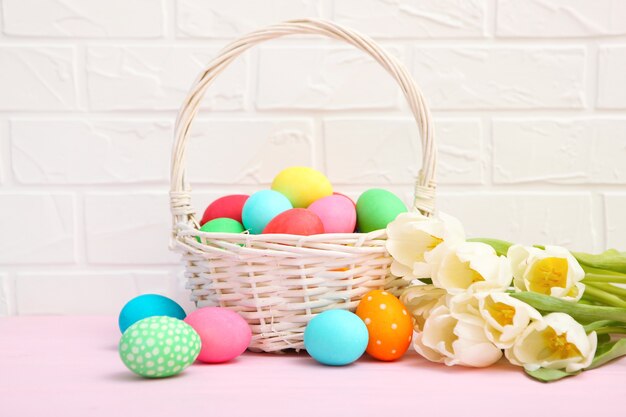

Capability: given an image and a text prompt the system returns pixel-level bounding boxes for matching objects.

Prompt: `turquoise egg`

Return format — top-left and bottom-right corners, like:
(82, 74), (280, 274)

(119, 294), (186, 333)
(304, 309), (369, 366)
(242, 190), (293, 234)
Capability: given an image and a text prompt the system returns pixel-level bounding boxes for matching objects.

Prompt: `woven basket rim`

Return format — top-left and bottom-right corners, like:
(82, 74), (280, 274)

(169, 18), (437, 232)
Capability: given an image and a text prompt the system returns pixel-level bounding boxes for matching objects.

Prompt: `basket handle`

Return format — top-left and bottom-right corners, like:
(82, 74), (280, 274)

(170, 18), (437, 229)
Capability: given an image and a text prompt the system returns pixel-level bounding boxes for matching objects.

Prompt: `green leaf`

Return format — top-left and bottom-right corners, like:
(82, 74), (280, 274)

(467, 238), (513, 256)
(573, 249), (626, 275)
(584, 282), (626, 298)
(581, 285), (626, 308)
(525, 367), (579, 382)
(583, 320), (625, 332)
(588, 339), (626, 370)
(597, 333), (611, 344)
(578, 298), (604, 306)
(581, 265), (626, 278)
(510, 292), (626, 323)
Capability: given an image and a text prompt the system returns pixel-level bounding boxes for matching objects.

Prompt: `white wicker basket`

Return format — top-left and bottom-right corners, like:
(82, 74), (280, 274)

(170, 18), (437, 352)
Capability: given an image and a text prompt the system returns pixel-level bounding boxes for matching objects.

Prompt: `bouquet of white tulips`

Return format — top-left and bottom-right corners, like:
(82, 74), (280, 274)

(387, 212), (626, 382)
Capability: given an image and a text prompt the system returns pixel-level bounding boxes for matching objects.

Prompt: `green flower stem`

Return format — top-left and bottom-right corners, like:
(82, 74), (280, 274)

(585, 282), (626, 299)
(583, 320), (625, 332)
(583, 285), (626, 308)
(581, 292), (613, 306)
(583, 273), (626, 284)
(595, 327), (626, 335)
(581, 265), (626, 277)
(510, 292), (626, 323)
(578, 298), (604, 306)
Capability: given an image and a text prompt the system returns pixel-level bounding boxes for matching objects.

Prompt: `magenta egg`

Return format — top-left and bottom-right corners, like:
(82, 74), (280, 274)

(184, 307), (251, 363)
(308, 194), (357, 233)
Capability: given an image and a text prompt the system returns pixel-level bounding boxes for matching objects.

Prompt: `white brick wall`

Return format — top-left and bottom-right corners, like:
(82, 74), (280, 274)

(1, 0), (625, 315)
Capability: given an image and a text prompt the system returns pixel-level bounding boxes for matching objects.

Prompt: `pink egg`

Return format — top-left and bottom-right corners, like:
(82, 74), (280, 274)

(333, 192), (356, 207)
(184, 307), (251, 363)
(308, 194), (357, 233)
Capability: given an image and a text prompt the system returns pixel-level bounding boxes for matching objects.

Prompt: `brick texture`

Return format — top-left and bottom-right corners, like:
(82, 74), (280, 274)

(493, 118), (626, 184)
(605, 194), (626, 249)
(412, 47), (586, 109)
(0, 47), (77, 110)
(597, 47), (626, 109)
(0, 1), (624, 314)
(2, 0), (164, 38)
(497, 0), (626, 37)
(334, 0), (486, 38)
(86, 46), (248, 111)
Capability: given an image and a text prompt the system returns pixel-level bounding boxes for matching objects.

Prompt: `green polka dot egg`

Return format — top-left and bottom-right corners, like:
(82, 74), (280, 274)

(119, 316), (201, 378)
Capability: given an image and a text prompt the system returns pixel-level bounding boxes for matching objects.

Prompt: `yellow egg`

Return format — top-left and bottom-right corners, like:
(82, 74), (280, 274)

(271, 167), (333, 208)
(355, 290), (413, 361)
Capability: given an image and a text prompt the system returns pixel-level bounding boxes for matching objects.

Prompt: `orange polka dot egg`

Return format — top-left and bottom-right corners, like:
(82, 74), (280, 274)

(355, 290), (413, 361)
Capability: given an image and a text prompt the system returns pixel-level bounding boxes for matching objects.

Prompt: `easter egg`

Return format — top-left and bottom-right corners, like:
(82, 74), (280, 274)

(271, 166), (333, 208)
(262, 208), (325, 235)
(308, 194), (357, 233)
(196, 218), (245, 243)
(304, 309), (368, 366)
(119, 316), (200, 378)
(184, 307), (252, 363)
(200, 194), (249, 226)
(119, 294), (186, 333)
(356, 189), (407, 233)
(242, 190), (293, 234)
(356, 290), (413, 361)
(334, 192), (356, 207)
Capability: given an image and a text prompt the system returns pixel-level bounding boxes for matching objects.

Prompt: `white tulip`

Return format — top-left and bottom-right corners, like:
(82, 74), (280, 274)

(505, 313), (597, 373)
(447, 289), (539, 349)
(508, 245), (585, 301)
(428, 242), (513, 294)
(478, 292), (542, 349)
(400, 284), (447, 332)
(412, 331), (447, 364)
(415, 305), (503, 368)
(386, 212), (465, 281)
(448, 291), (483, 326)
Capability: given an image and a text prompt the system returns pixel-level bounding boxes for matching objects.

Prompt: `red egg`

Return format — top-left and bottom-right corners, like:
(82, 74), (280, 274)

(262, 208), (325, 235)
(201, 194), (249, 226)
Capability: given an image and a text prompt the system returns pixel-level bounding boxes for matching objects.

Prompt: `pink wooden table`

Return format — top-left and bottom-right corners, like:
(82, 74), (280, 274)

(1, 316), (624, 417)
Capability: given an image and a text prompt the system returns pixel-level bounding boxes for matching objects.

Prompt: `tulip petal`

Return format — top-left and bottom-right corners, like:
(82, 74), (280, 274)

(422, 306), (457, 358)
(506, 313), (597, 373)
(449, 340), (503, 367)
(390, 260), (416, 281)
(412, 331), (445, 363)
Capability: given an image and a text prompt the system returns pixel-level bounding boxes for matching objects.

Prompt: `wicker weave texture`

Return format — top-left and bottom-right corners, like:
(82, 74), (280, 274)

(170, 19), (437, 352)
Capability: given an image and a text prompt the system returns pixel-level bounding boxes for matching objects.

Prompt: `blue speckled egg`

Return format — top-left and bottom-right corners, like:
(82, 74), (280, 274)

(119, 294), (186, 333)
(241, 190), (292, 234)
(304, 309), (369, 366)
